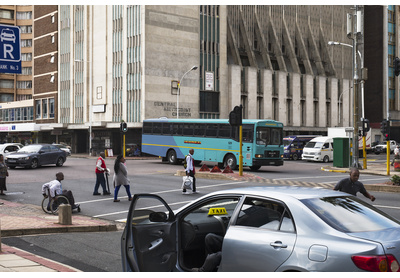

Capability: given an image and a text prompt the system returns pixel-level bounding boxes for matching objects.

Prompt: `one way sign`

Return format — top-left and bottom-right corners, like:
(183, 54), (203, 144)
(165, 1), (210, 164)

(0, 24), (21, 74)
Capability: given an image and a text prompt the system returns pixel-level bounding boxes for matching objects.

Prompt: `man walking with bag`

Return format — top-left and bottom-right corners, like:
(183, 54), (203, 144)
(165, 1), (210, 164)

(183, 149), (198, 194)
(93, 152), (111, 196)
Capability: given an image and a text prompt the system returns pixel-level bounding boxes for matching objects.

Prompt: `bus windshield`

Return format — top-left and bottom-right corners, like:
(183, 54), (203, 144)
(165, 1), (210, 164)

(256, 127), (282, 146)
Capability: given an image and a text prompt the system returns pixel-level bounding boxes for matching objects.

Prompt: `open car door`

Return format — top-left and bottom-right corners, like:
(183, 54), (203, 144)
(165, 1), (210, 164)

(121, 194), (177, 272)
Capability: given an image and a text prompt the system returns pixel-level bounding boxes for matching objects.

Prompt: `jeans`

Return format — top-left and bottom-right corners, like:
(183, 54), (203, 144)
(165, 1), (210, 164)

(114, 184), (132, 200)
(94, 172), (108, 194)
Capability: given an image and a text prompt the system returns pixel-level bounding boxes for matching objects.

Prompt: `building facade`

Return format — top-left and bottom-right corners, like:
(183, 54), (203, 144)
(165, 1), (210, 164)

(3, 5), (384, 155)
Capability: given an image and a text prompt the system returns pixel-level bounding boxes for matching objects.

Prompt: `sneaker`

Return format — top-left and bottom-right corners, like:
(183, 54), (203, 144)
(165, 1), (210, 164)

(93, 192), (101, 196)
(128, 197), (133, 201)
(182, 191), (190, 195)
(113, 199), (120, 202)
(192, 191), (199, 194)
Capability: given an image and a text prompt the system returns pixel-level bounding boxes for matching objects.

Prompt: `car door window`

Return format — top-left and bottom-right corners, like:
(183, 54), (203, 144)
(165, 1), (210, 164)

(41, 146), (50, 153)
(235, 197), (294, 232)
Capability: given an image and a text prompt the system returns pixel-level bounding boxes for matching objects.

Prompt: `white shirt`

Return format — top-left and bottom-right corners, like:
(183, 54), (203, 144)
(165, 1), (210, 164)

(186, 154), (194, 173)
(41, 179), (62, 198)
(395, 147), (399, 155)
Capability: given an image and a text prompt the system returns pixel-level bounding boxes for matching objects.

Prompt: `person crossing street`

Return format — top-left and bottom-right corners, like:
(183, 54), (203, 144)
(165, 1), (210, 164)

(93, 152), (111, 196)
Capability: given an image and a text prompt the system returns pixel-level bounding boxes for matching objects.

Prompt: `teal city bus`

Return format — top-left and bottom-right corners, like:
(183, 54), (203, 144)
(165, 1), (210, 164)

(141, 118), (284, 170)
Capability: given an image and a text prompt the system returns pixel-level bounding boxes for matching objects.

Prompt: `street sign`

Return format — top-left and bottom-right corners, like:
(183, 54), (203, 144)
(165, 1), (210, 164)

(0, 24), (21, 74)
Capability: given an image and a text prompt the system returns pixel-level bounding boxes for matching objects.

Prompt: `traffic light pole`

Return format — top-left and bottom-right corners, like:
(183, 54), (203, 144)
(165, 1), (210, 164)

(239, 125), (243, 176)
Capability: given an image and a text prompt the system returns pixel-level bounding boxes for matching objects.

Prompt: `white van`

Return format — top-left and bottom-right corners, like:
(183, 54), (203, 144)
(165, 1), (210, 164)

(301, 136), (333, 162)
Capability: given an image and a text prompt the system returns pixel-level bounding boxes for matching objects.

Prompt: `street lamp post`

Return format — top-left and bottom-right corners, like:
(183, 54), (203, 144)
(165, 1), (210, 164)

(177, 66), (198, 119)
(75, 59), (92, 155)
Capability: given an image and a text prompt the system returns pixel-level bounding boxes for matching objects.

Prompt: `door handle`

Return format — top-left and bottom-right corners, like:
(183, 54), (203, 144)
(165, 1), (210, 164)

(149, 238), (163, 251)
(270, 241), (287, 249)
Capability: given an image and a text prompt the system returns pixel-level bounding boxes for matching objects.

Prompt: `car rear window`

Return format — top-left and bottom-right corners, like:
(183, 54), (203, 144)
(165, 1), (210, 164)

(302, 196), (400, 233)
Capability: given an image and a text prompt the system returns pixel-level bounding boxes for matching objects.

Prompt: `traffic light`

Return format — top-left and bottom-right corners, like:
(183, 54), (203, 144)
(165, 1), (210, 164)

(361, 118), (370, 137)
(394, 57), (400, 77)
(380, 119), (390, 140)
(120, 122), (128, 133)
(229, 105), (242, 126)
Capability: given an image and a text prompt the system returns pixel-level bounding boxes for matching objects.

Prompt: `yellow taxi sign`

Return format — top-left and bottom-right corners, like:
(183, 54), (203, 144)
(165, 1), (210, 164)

(208, 207), (227, 215)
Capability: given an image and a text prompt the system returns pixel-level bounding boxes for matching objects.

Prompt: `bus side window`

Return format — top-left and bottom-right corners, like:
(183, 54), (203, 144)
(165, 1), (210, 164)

(206, 124), (218, 137)
(219, 124), (231, 138)
(143, 122), (152, 134)
(194, 124), (205, 136)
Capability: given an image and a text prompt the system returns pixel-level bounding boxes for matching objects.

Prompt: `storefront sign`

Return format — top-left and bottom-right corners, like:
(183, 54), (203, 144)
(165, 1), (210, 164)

(205, 71), (214, 91)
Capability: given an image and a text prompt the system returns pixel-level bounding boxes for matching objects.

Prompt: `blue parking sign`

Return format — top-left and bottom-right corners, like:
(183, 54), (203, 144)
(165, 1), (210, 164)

(0, 24), (21, 74)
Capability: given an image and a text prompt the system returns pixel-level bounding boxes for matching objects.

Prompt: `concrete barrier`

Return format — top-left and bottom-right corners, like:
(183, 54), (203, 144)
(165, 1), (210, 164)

(58, 204), (72, 225)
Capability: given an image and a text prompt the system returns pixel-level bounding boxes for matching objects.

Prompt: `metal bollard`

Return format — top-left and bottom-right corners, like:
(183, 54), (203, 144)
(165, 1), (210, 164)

(58, 204), (72, 225)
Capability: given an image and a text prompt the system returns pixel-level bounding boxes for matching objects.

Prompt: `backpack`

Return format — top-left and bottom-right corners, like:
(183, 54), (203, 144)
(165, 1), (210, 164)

(183, 155), (188, 168)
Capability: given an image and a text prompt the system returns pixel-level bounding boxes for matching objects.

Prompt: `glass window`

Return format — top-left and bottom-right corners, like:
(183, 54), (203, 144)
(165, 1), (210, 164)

(172, 123), (182, 136)
(36, 100), (41, 119)
(162, 123), (171, 135)
(235, 197), (294, 232)
(49, 98), (55, 118)
(242, 125), (254, 143)
(271, 128), (281, 145)
(256, 127), (270, 145)
(143, 122), (152, 134)
(183, 124), (194, 136)
(0, 9), (14, 19)
(42, 99), (48, 118)
(218, 124), (231, 138)
(200, 91), (219, 113)
(302, 196), (400, 233)
(0, 80), (14, 89)
(153, 123), (162, 135)
(193, 124), (205, 136)
(205, 124), (218, 137)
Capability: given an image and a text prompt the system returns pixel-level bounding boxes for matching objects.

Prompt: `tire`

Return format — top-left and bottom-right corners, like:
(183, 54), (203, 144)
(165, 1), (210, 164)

(292, 153), (299, 161)
(50, 195), (69, 214)
(167, 149), (178, 165)
(249, 165), (261, 171)
(224, 154), (237, 170)
(56, 157), (64, 167)
(323, 155), (329, 163)
(30, 159), (38, 169)
(41, 196), (52, 214)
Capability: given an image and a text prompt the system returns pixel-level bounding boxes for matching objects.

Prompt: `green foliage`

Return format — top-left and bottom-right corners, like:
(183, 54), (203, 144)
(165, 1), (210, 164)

(390, 175), (400, 185)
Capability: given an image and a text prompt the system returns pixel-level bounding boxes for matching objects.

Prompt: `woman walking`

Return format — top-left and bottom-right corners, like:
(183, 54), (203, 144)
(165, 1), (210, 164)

(113, 155), (132, 202)
(0, 154), (9, 196)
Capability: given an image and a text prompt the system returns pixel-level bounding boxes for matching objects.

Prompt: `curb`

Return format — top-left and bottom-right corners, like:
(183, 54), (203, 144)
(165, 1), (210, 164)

(0, 223), (118, 237)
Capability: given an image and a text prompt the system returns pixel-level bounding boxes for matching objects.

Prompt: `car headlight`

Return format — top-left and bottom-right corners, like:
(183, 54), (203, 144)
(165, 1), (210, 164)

(23, 157), (30, 160)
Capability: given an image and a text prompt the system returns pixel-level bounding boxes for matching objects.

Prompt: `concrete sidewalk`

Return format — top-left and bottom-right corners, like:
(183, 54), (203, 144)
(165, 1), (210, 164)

(0, 199), (117, 272)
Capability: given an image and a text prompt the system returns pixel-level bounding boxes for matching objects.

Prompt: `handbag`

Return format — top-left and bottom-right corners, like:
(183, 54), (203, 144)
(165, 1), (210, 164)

(182, 176), (193, 190)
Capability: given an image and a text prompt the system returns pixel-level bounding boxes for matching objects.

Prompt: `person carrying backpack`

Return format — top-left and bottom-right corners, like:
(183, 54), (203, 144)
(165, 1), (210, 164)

(183, 149), (198, 194)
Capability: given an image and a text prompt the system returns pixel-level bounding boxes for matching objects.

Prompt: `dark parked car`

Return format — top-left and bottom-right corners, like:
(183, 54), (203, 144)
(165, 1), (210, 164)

(5, 144), (67, 169)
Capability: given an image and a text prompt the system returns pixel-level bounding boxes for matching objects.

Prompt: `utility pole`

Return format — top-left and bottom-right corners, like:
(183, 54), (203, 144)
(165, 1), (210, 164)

(347, 6), (362, 168)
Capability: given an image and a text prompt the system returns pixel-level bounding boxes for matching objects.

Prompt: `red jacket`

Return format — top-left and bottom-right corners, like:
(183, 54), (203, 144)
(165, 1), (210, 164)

(95, 157), (106, 174)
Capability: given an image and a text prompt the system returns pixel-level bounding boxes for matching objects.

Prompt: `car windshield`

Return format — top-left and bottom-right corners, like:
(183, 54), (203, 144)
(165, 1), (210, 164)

(17, 145), (41, 153)
(283, 139), (293, 146)
(302, 196), (400, 233)
(304, 141), (323, 149)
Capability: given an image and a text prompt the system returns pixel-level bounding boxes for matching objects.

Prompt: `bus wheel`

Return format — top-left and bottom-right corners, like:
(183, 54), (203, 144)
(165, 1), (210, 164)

(249, 165), (261, 171)
(224, 154), (237, 170)
(167, 150), (178, 165)
(292, 153), (299, 161)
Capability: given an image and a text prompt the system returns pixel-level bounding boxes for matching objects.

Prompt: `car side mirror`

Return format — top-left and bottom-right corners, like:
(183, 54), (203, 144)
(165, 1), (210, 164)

(149, 212), (168, 222)
(39, 150), (44, 154)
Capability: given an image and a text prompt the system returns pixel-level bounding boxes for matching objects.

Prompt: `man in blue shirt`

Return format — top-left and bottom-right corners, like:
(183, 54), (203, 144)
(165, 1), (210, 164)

(334, 168), (375, 201)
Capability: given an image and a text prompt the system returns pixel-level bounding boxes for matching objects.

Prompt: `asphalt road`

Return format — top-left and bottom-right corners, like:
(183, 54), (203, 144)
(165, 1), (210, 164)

(2, 156), (400, 271)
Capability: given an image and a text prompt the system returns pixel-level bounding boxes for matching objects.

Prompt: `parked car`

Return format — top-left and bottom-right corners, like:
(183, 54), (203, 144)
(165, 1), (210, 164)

(5, 144), (67, 169)
(0, 143), (23, 157)
(374, 140), (398, 154)
(52, 143), (71, 156)
(122, 186), (400, 272)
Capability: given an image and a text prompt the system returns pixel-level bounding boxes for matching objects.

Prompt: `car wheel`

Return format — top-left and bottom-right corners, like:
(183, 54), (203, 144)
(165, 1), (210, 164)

(30, 159), (38, 169)
(323, 155), (329, 163)
(292, 153), (299, 161)
(56, 157), (64, 167)
(224, 154), (237, 170)
(167, 149), (178, 165)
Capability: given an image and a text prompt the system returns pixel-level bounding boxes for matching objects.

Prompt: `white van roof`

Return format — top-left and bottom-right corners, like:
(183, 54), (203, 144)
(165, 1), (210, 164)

(309, 136), (332, 142)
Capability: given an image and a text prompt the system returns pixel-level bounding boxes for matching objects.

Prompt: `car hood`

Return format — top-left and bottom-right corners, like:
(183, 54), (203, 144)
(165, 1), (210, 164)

(349, 227), (400, 255)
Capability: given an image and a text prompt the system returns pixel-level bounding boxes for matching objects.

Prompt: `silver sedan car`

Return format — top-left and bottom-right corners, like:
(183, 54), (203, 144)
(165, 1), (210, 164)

(121, 186), (400, 272)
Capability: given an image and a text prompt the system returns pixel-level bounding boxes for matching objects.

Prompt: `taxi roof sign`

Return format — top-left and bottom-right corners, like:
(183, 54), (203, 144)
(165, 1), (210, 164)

(208, 207), (228, 216)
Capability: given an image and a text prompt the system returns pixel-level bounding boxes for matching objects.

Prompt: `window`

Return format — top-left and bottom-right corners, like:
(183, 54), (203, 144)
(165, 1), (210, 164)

(17, 81), (32, 89)
(20, 25), (32, 34)
(0, 9), (14, 19)
(51, 34), (55, 43)
(35, 100), (41, 119)
(50, 75), (55, 83)
(51, 15), (55, 23)
(21, 53), (32, 61)
(49, 98), (55, 118)
(50, 55), (55, 63)
(16, 11), (32, 20)
(200, 91), (219, 113)
(42, 99), (48, 118)
(235, 197), (294, 232)
(183, 124), (194, 136)
(205, 124), (218, 137)
(21, 39), (32, 48)
(21, 67), (32, 75)
(0, 80), (14, 89)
